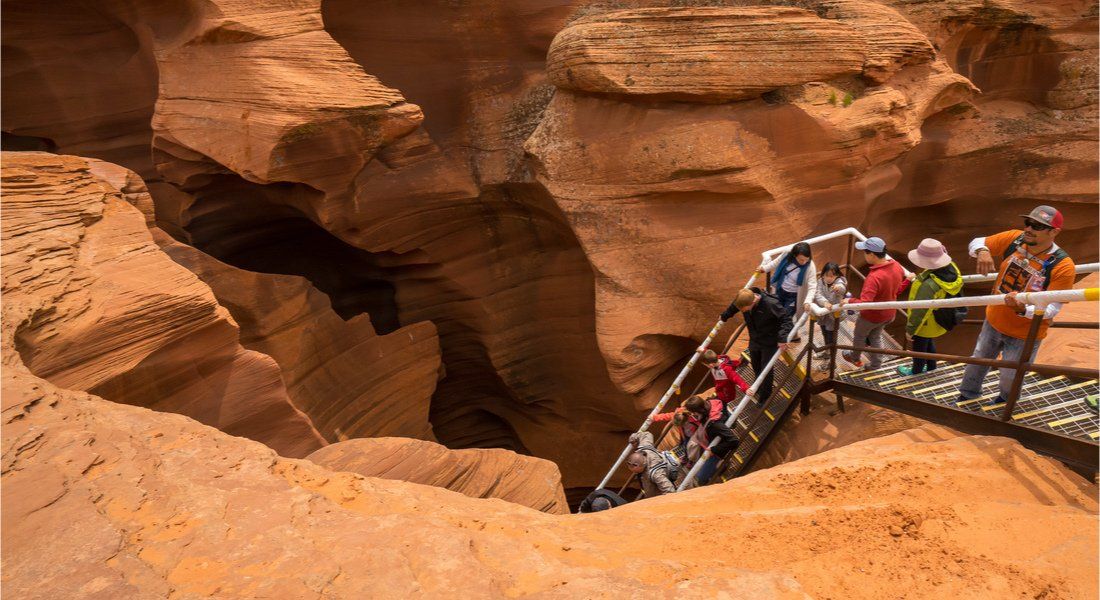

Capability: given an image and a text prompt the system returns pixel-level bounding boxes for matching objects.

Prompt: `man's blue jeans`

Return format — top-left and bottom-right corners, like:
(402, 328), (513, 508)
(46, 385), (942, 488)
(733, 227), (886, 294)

(958, 320), (1041, 400)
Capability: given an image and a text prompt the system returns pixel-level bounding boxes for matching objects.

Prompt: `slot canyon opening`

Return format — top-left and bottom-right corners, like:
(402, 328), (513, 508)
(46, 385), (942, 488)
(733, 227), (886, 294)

(1, 131), (57, 152)
(180, 175), (403, 334)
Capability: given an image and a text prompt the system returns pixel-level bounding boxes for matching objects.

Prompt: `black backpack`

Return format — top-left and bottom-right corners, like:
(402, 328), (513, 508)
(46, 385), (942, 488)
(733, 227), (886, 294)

(926, 268), (967, 331)
(932, 290), (967, 331)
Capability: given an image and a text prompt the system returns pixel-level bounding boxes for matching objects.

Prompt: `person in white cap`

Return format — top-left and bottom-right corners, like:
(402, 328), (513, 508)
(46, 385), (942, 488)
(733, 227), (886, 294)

(840, 236), (906, 369)
(897, 239), (963, 376)
(958, 205), (1076, 405)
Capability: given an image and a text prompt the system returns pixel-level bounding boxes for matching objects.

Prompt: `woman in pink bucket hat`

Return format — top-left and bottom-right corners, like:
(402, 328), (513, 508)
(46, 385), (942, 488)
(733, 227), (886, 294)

(898, 239), (964, 376)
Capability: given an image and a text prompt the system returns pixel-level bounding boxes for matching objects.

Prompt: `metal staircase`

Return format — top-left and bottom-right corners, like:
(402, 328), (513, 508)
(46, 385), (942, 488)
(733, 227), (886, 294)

(590, 228), (1099, 507)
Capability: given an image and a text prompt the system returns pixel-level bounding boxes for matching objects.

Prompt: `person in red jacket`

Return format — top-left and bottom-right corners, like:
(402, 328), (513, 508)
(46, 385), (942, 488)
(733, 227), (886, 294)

(701, 349), (750, 405)
(840, 236), (909, 369)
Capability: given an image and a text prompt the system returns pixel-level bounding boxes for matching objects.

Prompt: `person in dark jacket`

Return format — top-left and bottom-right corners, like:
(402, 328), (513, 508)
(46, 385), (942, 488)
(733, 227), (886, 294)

(720, 287), (794, 405)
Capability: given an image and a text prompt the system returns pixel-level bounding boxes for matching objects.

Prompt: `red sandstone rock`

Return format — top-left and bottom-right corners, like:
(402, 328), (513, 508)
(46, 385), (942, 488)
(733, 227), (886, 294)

(547, 7), (868, 101)
(2, 375), (1096, 597)
(527, 48), (975, 400)
(307, 437), (569, 514)
(1, 152), (325, 458)
(1, 0), (1096, 496)
(161, 243), (443, 443)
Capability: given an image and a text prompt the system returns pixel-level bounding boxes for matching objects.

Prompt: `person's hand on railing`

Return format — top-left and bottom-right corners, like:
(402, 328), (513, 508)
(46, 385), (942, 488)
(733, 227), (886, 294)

(1004, 291), (1026, 314)
(975, 248), (996, 275)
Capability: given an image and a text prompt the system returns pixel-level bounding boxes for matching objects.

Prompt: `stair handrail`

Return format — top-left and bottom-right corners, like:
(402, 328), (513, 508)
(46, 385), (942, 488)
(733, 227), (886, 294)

(807, 286), (1099, 317)
(592, 224), (1096, 499)
(593, 226), (900, 495)
(674, 312), (810, 491)
(959, 262), (1098, 284)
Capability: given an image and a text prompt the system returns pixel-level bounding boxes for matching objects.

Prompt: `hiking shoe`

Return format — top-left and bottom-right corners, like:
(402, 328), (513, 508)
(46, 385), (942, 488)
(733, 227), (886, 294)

(983, 396), (1007, 406)
(896, 365), (914, 376)
(841, 351), (863, 367)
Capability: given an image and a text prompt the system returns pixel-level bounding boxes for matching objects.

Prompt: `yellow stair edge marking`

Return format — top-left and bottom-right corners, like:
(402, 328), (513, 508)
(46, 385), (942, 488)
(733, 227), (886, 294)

(1090, 431), (1099, 440)
(1012, 379), (1094, 404)
(877, 374), (913, 387)
(734, 453), (744, 464)
(1012, 398), (1084, 420)
(844, 361), (903, 379)
(895, 365), (965, 391)
(765, 409), (775, 421)
(941, 381), (997, 401)
(749, 431), (759, 442)
(1048, 413), (1093, 428)
(780, 389), (791, 399)
(958, 393), (998, 408)
(968, 376), (1064, 407)
(978, 379), (1094, 412)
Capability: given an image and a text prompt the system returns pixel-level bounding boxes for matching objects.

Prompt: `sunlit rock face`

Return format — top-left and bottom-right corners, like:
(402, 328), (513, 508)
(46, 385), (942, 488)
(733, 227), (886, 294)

(527, 4), (978, 400)
(1, 0), (1095, 495)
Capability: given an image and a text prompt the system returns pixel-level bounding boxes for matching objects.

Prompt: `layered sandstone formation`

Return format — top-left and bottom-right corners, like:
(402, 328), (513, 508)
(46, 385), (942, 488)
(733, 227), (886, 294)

(866, 0), (1099, 258)
(2, 0), (1096, 495)
(307, 437), (569, 514)
(1, 152), (325, 458)
(547, 7), (868, 101)
(528, 4), (978, 399)
(3, 366), (1097, 597)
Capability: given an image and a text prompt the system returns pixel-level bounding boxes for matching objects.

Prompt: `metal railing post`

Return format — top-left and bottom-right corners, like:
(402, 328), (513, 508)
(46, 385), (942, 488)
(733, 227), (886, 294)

(802, 316), (815, 415)
(1001, 310), (1045, 421)
(844, 233), (854, 281)
(674, 313), (809, 491)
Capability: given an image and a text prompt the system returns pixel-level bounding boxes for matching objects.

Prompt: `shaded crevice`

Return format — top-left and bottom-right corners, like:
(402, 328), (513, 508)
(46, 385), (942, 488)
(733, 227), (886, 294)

(1, 131), (57, 152)
(181, 175), (404, 333)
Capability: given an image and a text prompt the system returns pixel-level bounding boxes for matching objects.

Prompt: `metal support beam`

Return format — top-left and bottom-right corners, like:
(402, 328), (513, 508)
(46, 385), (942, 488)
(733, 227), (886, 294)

(832, 381), (1099, 472)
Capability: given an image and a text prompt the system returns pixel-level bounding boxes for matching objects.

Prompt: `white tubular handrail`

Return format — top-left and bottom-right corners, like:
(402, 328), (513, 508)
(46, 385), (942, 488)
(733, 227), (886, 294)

(593, 227), (871, 498)
(832, 286), (1098, 314)
(755, 227), (914, 280)
(591, 270), (764, 493)
(674, 312), (809, 492)
(960, 262), (1099, 284)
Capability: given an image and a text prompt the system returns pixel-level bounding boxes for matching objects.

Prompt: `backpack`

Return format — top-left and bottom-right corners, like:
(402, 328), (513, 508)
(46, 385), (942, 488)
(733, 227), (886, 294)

(1002, 234), (1069, 291)
(637, 444), (681, 483)
(931, 278), (967, 331)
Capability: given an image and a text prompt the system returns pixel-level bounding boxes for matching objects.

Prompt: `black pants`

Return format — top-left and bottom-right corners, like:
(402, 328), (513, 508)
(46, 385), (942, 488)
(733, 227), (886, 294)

(749, 346), (778, 401)
(822, 328), (837, 347)
(911, 336), (937, 373)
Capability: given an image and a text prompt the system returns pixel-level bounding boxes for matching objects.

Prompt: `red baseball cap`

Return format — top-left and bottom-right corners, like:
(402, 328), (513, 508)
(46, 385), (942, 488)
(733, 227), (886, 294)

(1019, 205), (1063, 229)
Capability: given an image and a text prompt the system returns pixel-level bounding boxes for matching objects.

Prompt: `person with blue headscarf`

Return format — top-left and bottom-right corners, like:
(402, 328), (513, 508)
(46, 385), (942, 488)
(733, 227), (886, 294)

(756, 241), (817, 321)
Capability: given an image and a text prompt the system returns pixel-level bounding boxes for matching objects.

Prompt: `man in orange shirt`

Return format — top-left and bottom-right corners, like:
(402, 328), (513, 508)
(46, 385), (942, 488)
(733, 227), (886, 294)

(957, 206), (1076, 405)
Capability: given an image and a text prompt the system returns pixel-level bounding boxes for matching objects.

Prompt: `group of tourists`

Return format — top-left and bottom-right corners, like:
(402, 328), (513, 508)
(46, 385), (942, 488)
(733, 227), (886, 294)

(581, 205), (1076, 512)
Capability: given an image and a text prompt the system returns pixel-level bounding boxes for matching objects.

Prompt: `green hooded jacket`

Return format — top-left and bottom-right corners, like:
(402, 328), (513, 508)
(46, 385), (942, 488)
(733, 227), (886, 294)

(906, 262), (964, 338)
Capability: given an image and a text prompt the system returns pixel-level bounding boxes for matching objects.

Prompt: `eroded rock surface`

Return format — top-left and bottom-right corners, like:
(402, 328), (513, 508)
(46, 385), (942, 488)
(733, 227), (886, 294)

(527, 4), (976, 399)
(2, 0), (1096, 494)
(307, 437), (569, 514)
(1, 151), (325, 458)
(547, 7), (867, 101)
(3, 371), (1096, 597)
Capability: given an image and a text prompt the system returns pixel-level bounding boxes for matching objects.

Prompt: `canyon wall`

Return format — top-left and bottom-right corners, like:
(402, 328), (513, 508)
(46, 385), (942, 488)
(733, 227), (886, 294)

(2, 0), (1096, 494)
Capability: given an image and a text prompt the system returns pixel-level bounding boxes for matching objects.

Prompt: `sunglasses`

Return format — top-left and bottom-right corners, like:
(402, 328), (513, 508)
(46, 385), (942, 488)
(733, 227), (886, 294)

(1023, 218), (1052, 231)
